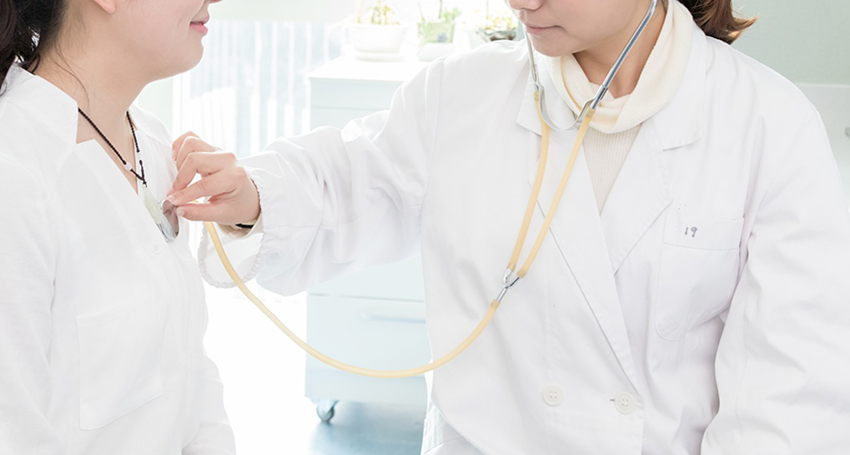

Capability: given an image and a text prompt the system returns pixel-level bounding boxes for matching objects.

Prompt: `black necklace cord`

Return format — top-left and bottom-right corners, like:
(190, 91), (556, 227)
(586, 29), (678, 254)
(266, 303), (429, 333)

(78, 108), (147, 187)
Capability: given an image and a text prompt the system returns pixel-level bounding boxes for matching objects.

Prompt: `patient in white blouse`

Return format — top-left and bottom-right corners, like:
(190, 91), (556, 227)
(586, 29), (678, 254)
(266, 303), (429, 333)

(0, 0), (237, 453)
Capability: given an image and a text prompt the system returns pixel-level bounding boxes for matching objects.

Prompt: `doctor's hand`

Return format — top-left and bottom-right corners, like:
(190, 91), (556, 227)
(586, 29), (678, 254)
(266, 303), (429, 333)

(166, 132), (261, 225)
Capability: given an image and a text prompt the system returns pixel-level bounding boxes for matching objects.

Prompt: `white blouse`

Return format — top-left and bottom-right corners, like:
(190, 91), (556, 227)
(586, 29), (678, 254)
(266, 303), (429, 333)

(0, 66), (235, 454)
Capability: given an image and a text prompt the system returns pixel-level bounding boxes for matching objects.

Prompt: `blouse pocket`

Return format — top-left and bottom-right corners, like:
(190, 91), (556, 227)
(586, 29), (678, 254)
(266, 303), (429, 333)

(654, 212), (744, 341)
(76, 302), (165, 430)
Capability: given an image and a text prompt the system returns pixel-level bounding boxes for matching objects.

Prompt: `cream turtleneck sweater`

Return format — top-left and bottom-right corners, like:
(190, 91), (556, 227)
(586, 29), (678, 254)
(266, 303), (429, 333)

(544, 0), (694, 212)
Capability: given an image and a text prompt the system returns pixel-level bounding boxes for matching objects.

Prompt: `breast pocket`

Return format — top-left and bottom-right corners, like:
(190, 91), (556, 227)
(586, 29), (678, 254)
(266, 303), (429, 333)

(654, 212), (744, 341)
(76, 301), (165, 430)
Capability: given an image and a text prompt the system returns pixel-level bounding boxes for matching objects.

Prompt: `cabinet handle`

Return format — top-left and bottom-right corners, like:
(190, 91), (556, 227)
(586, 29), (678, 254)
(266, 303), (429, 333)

(358, 311), (426, 324)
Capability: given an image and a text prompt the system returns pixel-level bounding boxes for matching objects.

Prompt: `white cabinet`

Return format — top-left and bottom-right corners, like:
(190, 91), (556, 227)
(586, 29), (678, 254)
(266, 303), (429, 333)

(306, 57), (430, 421)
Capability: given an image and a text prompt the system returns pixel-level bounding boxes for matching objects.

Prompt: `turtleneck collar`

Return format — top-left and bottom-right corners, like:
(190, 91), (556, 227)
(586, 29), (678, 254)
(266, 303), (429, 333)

(543, 0), (694, 134)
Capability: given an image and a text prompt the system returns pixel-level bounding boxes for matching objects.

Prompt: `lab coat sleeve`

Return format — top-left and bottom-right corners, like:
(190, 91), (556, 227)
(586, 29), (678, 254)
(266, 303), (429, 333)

(0, 157), (64, 454)
(701, 113), (850, 452)
(183, 353), (236, 455)
(198, 59), (444, 295)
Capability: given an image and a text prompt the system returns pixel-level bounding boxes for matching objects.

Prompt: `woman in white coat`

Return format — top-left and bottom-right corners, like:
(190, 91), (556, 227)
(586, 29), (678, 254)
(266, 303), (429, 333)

(0, 0), (239, 453)
(169, 0), (850, 453)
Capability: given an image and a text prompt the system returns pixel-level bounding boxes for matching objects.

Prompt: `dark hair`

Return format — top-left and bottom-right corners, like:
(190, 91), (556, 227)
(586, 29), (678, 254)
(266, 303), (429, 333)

(679, 0), (756, 44)
(0, 0), (67, 93)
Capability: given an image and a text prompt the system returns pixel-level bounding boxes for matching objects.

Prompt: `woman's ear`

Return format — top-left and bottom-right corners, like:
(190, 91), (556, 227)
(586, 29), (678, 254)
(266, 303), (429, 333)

(87, 0), (118, 14)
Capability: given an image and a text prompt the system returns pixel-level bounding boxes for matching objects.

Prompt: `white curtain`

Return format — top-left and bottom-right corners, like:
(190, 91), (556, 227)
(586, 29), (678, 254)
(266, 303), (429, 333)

(174, 21), (343, 157)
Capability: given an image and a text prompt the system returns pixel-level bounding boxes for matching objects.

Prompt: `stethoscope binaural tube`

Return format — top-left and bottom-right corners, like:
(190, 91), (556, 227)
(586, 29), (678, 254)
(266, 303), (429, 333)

(525, 0), (659, 131)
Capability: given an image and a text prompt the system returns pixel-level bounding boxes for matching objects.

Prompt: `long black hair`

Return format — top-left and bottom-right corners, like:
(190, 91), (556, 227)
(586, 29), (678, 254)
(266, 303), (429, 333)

(0, 0), (67, 94)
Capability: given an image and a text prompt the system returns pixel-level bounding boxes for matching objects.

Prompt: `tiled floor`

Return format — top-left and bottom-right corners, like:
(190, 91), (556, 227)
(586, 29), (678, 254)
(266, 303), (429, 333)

(203, 283), (426, 454)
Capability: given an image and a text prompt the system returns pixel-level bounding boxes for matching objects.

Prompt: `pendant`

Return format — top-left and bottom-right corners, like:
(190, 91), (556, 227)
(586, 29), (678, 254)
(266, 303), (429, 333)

(142, 185), (180, 242)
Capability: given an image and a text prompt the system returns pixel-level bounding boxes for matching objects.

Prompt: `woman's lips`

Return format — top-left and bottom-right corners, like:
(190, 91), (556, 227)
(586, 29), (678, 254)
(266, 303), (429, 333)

(191, 20), (209, 35)
(524, 23), (557, 36)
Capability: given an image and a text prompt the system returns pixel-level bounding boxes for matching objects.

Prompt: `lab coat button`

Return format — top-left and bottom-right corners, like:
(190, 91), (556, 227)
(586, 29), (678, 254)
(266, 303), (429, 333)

(152, 244), (163, 255)
(614, 392), (636, 415)
(542, 385), (564, 407)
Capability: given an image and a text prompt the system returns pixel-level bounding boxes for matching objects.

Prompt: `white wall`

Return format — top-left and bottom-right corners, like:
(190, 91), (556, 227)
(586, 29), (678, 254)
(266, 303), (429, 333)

(210, 0), (513, 23)
(732, 0), (849, 85)
(211, 0), (353, 22)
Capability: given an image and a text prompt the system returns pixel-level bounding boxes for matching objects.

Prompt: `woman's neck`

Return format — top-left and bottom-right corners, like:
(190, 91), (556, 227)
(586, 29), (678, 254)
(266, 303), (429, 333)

(574, 2), (666, 98)
(34, 46), (147, 145)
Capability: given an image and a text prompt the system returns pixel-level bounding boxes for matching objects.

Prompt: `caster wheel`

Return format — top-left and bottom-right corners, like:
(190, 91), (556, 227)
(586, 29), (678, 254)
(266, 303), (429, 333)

(316, 400), (338, 423)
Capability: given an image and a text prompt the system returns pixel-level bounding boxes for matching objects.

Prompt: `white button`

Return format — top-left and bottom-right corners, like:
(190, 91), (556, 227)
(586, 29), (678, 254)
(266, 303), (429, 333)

(542, 385), (564, 407)
(152, 244), (163, 255)
(614, 392), (636, 415)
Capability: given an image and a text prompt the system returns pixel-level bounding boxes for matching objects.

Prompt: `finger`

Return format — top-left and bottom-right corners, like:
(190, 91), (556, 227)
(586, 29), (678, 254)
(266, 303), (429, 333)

(176, 136), (220, 169)
(172, 131), (198, 159)
(176, 136), (215, 169)
(176, 200), (231, 223)
(170, 171), (235, 206)
(169, 152), (230, 197)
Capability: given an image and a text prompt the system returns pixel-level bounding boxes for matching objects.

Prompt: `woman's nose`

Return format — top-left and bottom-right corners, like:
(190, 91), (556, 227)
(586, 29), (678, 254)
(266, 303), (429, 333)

(507, 0), (544, 12)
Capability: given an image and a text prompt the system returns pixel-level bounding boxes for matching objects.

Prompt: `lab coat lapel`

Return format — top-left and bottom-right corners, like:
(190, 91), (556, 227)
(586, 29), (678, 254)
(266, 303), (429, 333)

(601, 23), (706, 274)
(527, 127), (641, 391)
(517, 69), (639, 389)
(599, 122), (673, 275)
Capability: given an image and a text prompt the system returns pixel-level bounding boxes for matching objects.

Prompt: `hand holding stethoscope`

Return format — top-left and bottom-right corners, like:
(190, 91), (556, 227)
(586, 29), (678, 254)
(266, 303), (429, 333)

(166, 132), (261, 226)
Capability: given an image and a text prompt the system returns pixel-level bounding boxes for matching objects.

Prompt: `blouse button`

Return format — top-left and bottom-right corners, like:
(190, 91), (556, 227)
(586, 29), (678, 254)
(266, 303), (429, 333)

(542, 385), (564, 407)
(614, 392), (636, 415)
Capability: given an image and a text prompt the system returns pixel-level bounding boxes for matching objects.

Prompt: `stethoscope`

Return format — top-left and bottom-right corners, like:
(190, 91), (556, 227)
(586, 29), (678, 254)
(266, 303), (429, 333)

(199, 0), (659, 379)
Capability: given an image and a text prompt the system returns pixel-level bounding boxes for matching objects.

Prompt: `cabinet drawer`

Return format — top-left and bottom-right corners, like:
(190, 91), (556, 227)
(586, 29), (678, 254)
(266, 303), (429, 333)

(309, 254), (426, 301)
(306, 295), (430, 371)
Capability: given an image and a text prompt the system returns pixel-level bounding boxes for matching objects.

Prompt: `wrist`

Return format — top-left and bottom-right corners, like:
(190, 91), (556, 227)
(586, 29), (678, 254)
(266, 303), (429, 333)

(235, 179), (261, 229)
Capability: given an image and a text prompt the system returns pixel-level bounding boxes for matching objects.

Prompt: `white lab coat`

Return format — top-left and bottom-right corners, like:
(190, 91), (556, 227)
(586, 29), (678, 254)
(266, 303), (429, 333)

(0, 67), (235, 454)
(201, 23), (850, 454)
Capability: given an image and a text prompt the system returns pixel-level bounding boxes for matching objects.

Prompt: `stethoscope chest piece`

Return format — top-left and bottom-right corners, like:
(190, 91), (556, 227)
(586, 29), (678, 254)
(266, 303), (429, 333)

(142, 185), (180, 242)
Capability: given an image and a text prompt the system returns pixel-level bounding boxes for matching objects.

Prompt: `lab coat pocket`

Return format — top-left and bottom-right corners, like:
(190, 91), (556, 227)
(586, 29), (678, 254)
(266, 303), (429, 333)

(654, 213), (744, 341)
(77, 303), (165, 430)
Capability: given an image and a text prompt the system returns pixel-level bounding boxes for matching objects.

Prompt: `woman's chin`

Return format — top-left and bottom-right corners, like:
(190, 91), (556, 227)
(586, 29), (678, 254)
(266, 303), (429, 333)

(529, 38), (566, 58)
(176, 46), (206, 75)
(187, 46), (205, 70)
(528, 33), (585, 58)
(150, 52), (204, 81)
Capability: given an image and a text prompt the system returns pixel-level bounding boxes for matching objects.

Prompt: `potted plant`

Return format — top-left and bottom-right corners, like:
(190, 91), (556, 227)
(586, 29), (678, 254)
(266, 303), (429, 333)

(347, 1), (410, 59)
(476, 10), (518, 43)
(417, 0), (462, 61)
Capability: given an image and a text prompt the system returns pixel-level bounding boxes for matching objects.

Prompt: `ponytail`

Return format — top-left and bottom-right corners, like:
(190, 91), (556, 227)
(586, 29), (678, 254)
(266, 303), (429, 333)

(678, 0), (756, 44)
(1, 0), (66, 94)
(0, 0), (25, 88)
